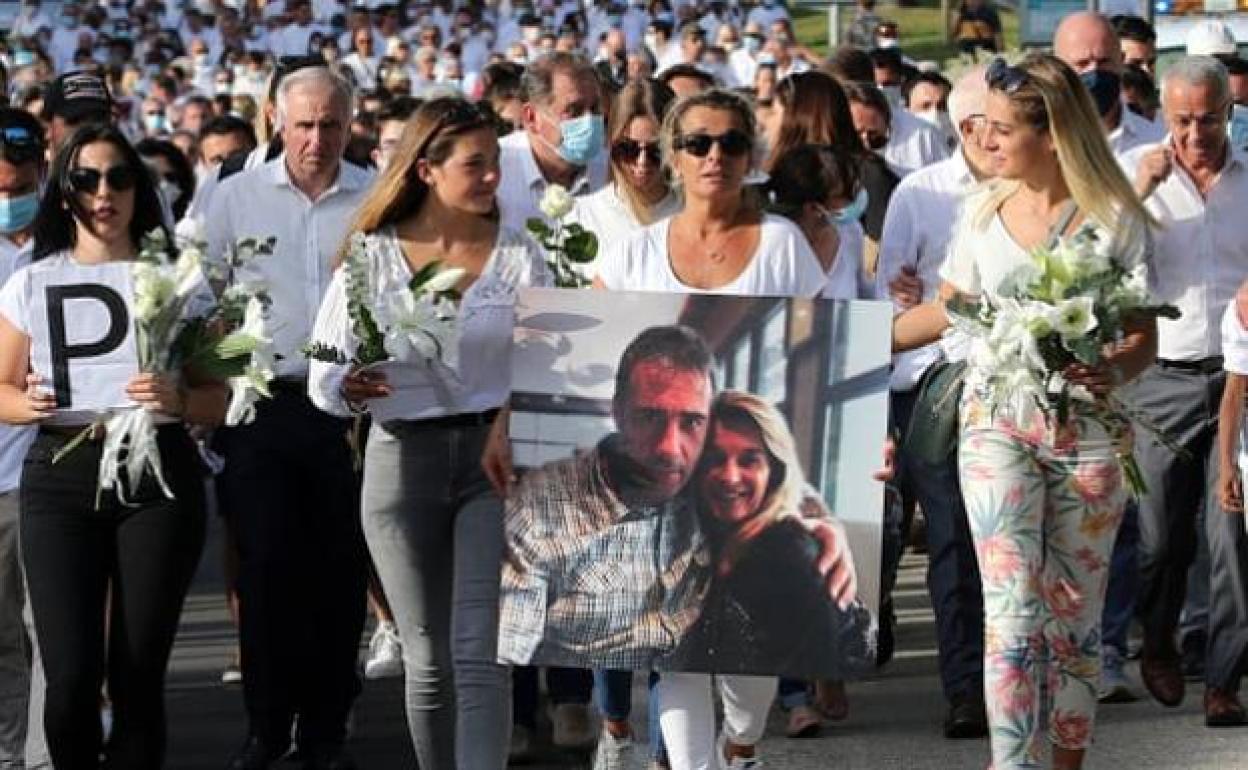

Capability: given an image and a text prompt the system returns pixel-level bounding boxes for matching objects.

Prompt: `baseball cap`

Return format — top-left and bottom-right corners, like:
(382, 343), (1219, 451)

(42, 71), (113, 124)
(1186, 19), (1237, 57)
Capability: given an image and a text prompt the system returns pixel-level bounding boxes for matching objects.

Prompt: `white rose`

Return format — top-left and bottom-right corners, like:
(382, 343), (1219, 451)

(539, 184), (574, 219)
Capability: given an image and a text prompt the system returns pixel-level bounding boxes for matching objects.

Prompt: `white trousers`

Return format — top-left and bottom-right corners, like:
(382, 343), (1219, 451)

(656, 673), (778, 770)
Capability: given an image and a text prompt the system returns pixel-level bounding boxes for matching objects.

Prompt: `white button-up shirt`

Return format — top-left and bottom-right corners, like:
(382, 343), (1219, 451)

(1122, 142), (1248, 361)
(1109, 107), (1166, 158)
(883, 108), (951, 178)
(876, 151), (978, 391)
(205, 156), (373, 378)
(497, 130), (609, 235)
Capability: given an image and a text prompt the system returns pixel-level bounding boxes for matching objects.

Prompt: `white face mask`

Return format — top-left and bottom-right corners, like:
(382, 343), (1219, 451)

(915, 107), (955, 141)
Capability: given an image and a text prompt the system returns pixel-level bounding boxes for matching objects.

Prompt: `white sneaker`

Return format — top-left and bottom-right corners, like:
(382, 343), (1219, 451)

(364, 621), (403, 680)
(592, 726), (636, 770)
(1098, 647), (1138, 704)
(716, 732), (762, 770)
(550, 702), (597, 750)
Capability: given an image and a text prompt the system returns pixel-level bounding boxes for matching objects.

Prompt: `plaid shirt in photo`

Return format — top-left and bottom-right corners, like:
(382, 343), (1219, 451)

(498, 435), (712, 670)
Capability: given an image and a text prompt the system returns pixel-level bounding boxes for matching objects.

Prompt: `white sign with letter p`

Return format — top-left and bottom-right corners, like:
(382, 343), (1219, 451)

(28, 262), (139, 412)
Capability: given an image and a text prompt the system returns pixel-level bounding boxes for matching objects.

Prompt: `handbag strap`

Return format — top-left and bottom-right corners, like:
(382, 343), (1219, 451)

(1045, 200), (1079, 249)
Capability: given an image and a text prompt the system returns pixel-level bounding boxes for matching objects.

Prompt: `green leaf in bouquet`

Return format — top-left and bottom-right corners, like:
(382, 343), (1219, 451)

(1068, 336), (1101, 366)
(525, 218), (552, 238)
(563, 230), (598, 263)
(944, 295), (984, 322)
(302, 341), (349, 364)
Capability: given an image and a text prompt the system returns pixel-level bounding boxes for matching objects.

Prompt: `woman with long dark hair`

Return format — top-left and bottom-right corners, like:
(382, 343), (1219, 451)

(0, 124), (222, 768)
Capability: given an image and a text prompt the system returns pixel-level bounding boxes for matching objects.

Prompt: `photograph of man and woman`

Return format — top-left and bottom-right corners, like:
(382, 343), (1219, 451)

(498, 289), (890, 681)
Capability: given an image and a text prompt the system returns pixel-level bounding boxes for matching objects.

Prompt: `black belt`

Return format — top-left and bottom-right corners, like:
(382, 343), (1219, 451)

(1157, 357), (1224, 375)
(384, 408), (501, 431)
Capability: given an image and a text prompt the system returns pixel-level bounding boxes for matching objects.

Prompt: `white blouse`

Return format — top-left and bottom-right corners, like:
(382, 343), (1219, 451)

(596, 213), (829, 297)
(568, 182), (682, 281)
(308, 227), (551, 420)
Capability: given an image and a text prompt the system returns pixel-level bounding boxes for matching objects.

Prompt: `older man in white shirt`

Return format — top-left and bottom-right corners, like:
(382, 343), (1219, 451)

(874, 65), (992, 741)
(1124, 56), (1248, 728)
(1054, 11), (1164, 157)
(206, 67), (374, 770)
(497, 52), (609, 234)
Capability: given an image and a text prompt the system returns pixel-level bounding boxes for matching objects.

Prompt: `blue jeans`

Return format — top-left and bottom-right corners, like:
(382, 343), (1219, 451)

(363, 418), (511, 770)
(593, 669), (666, 761)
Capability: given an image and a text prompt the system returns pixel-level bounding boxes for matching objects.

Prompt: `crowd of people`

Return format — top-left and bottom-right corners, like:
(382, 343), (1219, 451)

(0, 0), (1247, 769)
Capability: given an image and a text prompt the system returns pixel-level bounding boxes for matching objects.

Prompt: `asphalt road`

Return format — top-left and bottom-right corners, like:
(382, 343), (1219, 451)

(163, 514), (1248, 769)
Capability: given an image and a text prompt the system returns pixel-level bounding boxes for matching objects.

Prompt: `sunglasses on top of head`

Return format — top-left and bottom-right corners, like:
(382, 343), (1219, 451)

(672, 129), (751, 158)
(986, 57), (1029, 94)
(67, 165), (138, 194)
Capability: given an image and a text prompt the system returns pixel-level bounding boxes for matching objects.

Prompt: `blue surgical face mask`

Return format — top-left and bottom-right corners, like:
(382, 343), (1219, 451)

(744, 35), (762, 54)
(13, 50), (34, 68)
(827, 187), (869, 226)
(0, 192), (38, 234)
(545, 111), (605, 166)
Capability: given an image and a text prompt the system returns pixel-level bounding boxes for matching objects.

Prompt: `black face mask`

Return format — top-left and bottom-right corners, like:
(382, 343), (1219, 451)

(1079, 69), (1122, 117)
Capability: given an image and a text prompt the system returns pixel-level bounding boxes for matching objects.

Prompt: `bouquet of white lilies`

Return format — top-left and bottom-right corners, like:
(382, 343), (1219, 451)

(56, 230), (278, 505)
(304, 232), (465, 369)
(946, 223), (1180, 496)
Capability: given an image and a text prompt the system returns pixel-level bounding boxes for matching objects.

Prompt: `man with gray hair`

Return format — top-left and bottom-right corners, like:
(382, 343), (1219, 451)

(206, 66), (374, 769)
(874, 64), (993, 741)
(1124, 55), (1248, 728)
(496, 51), (608, 234)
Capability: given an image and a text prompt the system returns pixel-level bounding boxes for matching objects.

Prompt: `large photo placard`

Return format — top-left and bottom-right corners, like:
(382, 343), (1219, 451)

(498, 289), (891, 680)
(28, 263), (138, 411)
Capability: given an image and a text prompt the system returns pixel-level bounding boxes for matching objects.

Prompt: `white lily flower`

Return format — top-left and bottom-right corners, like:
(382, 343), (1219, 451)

(1054, 295), (1098, 340)
(418, 265), (467, 294)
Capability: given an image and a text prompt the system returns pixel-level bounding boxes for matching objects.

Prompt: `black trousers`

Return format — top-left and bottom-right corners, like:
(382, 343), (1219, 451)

(216, 391), (368, 747)
(20, 425), (206, 770)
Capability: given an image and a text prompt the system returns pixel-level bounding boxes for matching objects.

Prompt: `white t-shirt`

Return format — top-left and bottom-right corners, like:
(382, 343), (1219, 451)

(596, 213), (828, 297)
(568, 183), (681, 281)
(1221, 302), (1248, 479)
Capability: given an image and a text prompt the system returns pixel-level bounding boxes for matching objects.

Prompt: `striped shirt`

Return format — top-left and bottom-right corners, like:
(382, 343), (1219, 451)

(498, 434), (712, 670)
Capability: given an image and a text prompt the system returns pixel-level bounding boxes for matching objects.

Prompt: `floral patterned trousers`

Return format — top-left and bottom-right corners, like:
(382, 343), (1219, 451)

(959, 393), (1127, 768)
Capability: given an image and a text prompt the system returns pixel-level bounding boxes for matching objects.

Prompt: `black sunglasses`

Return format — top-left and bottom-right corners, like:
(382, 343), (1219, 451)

(67, 165), (138, 194)
(611, 138), (661, 164)
(986, 58), (1028, 94)
(673, 130), (751, 158)
(0, 125), (42, 164)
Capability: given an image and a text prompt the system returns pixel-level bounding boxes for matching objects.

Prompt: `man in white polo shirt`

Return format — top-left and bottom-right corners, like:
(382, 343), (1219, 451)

(496, 51), (609, 235)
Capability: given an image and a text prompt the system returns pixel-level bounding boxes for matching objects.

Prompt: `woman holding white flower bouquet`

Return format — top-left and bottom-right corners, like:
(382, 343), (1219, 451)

(306, 97), (550, 770)
(893, 55), (1160, 770)
(0, 125), (225, 768)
